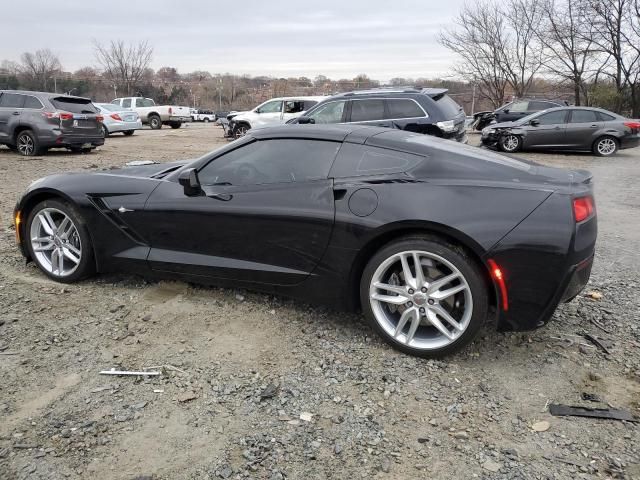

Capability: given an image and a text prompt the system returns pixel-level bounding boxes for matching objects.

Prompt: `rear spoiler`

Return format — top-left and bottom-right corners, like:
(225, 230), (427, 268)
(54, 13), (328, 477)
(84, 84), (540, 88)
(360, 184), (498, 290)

(420, 88), (449, 99)
(572, 169), (594, 186)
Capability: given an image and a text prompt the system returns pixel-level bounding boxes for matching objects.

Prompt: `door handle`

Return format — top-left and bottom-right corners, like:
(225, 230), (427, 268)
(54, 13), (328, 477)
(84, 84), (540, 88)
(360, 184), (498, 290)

(12, 111), (20, 115)
(590, 124), (598, 128)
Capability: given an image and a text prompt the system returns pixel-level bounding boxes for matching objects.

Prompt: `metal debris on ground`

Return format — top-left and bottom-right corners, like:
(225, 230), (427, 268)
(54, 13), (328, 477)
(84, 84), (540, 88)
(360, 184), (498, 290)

(583, 334), (612, 355)
(259, 382), (280, 400)
(581, 392), (604, 403)
(99, 368), (161, 376)
(549, 404), (638, 422)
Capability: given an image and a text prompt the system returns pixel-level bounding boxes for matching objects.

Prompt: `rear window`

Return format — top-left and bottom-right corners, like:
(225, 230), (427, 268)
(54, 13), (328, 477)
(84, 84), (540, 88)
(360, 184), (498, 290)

(50, 97), (98, 114)
(529, 101), (557, 111)
(329, 143), (423, 178)
(350, 99), (385, 122)
(432, 94), (462, 118)
(386, 99), (425, 119)
(24, 96), (43, 109)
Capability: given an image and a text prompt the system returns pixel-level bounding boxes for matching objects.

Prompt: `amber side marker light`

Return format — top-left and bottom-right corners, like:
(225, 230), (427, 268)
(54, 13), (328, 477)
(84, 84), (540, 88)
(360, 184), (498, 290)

(14, 211), (22, 243)
(487, 259), (509, 311)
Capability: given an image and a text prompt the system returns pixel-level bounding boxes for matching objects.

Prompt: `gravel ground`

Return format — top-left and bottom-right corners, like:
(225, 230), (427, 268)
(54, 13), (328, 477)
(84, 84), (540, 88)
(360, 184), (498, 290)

(0, 124), (639, 480)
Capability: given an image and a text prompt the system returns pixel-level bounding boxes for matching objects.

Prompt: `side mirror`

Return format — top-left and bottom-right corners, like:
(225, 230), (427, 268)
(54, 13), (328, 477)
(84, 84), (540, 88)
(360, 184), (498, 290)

(178, 167), (201, 196)
(503, 108), (510, 114)
(297, 116), (315, 124)
(530, 119), (540, 126)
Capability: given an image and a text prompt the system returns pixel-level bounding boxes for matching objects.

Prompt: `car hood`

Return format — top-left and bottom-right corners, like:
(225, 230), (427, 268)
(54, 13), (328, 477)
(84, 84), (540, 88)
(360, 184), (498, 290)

(489, 121), (520, 129)
(103, 160), (190, 178)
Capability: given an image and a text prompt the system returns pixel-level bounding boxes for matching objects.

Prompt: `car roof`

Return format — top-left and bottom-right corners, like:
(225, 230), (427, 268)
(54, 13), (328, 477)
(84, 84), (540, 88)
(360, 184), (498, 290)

(0, 90), (92, 102)
(248, 124), (392, 142)
(334, 87), (448, 98)
(267, 96), (327, 102)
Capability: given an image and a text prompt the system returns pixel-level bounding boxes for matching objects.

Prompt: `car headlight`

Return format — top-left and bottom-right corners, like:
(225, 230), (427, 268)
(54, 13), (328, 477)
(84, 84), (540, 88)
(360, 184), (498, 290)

(486, 128), (496, 134)
(436, 120), (457, 133)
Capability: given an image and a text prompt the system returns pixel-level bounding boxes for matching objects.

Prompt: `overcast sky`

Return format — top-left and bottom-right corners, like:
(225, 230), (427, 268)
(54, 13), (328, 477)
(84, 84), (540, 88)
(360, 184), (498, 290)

(1, 0), (466, 81)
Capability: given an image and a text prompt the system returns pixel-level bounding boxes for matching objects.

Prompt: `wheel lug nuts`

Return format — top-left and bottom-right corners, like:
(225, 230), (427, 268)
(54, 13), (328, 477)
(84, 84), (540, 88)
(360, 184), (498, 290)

(421, 287), (427, 293)
(428, 299), (435, 305)
(406, 302), (413, 307)
(408, 289), (414, 294)
(419, 307), (425, 313)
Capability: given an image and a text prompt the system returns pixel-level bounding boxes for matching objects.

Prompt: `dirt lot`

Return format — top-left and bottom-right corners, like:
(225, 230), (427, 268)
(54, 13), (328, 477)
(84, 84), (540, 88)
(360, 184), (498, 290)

(1, 124), (639, 480)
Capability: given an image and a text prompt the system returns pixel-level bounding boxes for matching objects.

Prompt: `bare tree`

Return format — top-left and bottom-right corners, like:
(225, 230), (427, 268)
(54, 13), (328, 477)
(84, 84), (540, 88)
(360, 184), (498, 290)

(537, 0), (598, 105)
(93, 40), (153, 96)
(20, 49), (62, 91)
(439, 0), (544, 108)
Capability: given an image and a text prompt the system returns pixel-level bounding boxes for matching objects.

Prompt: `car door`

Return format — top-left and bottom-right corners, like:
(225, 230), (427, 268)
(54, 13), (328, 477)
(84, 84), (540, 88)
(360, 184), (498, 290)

(142, 138), (341, 285)
(564, 109), (603, 148)
(306, 100), (348, 124)
(251, 100), (283, 127)
(522, 110), (569, 148)
(497, 100), (529, 122)
(348, 99), (390, 127)
(0, 92), (25, 143)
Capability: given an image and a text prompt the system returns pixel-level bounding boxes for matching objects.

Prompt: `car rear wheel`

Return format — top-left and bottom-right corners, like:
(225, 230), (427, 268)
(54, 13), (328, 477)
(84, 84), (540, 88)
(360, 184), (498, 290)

(360, 236), (488, 358)
(16, 130), (43, 156)
(203, 117), (210, 123)
(123, 130), (135, 136)
(169, 122), (182, 129)
(149, 115), (162, 130)
(498, 134), (521, 153)
(25, 200), (95, 283)
(593, 136), (618, 156)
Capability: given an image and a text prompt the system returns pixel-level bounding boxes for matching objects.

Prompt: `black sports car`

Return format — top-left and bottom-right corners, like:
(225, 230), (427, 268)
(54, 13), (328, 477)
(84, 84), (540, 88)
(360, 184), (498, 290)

(14, 125), (597, 358)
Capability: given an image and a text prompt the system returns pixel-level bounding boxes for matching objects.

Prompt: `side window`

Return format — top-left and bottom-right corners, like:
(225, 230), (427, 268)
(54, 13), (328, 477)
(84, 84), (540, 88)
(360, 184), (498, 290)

(303, 100), (318, 111)
(386, 99), (425, 119)
(350, 99), (385, 122)
(329, 144), (424, 178)
(509, 101), (529, 112)
(284, 100), (305, 114)
(198, 139), (340, 186)
(569, 110), (599, 123)
(307, 101), (346, 124)
(597, 112), (615, 121)
(111, 99), (120, 105)
(0, 93), (25, 108)
(257, 100), (282, 114)
(536, 111), (567, 125)
(122, 98), (132, 109)
(23, 96), (43, 109)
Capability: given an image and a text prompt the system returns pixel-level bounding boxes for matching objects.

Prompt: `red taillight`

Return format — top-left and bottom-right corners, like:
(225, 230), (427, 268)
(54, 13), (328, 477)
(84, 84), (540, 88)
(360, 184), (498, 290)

(96, 115), (104, 123)
(168, 107), (173, 115)
(109, 113), (122, 121)
(487, 259), (508, 311)
(623, 121), (640, 129)
(573, 196), (595, 222)
(42, 111), (72, 120)
(60, 112), (73, 120)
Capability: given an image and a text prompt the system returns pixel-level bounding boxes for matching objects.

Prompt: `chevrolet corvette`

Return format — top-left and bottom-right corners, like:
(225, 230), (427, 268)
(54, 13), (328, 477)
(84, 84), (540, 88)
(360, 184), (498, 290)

(14, 125), (597, 357)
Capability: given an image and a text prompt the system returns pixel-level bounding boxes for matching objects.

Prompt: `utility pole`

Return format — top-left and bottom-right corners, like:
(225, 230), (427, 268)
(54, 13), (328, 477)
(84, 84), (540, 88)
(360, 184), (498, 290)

(470, 84), (476, 115)
(218, 78), (222, 110)
(54, 77), (57, 93)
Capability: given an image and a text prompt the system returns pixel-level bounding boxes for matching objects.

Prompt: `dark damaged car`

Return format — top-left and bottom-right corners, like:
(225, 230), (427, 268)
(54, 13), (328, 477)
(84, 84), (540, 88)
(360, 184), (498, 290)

(14, 125), (596, 358)
(482, 106), (640, 156)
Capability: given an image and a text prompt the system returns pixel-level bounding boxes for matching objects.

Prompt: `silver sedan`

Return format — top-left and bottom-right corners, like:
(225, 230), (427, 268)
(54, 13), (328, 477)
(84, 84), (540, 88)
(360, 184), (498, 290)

(95, 103), (143, 137)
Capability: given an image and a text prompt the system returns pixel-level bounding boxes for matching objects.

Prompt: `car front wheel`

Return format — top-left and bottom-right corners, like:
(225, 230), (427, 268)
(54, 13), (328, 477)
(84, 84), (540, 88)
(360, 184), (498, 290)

(16, 130), (43, 156)
(498, 133), (521, 153)
(25, 200), (95, 283)
(360, 236), (488, 358)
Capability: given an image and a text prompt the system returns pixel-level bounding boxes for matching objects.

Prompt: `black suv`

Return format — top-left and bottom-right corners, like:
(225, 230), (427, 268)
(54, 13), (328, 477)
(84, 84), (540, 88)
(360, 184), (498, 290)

(291, 88), (467, 142)
(0, 90), (104, 156)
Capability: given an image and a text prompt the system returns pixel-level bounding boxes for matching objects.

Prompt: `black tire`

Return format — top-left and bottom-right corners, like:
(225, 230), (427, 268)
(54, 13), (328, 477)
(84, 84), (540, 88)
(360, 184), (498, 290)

(169, 122), (182, 129)
(148, 115), (162, 130)
(592, 136), (618, 156)
(233, 123), (250, 138)
(498, 133), (522, 153)
(16, 130), (44, 156)
(360, 236), (488, 358)
(203, 117), (210, 123)
(24, 199), (95, 284)
(69, 147), (92, 154)
(101, 124), (109, 138)
(123, 130), (135, 136)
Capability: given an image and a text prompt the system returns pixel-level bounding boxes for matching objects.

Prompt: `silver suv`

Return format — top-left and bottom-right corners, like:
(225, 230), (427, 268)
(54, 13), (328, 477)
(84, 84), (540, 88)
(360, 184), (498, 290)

(0, 90), (104, 156)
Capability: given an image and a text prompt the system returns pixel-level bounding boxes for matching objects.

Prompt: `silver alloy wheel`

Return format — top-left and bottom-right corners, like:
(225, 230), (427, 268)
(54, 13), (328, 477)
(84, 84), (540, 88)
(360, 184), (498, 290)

(235, 125), (248, 138)
(30, 208), (82, 277)
(369, 250), (473, 350)
(502, 134), (519, 152)
(18, 134), (35, 156)
(597, 138), (616, 155)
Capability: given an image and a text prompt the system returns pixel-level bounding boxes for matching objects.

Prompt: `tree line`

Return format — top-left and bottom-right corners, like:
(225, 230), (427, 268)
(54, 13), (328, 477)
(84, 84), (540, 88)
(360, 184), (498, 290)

(440, 0), (640, 116)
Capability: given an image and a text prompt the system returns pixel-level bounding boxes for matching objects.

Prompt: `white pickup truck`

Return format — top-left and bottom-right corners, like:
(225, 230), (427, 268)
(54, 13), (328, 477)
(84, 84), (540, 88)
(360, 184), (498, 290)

(111, 97), (191, 129)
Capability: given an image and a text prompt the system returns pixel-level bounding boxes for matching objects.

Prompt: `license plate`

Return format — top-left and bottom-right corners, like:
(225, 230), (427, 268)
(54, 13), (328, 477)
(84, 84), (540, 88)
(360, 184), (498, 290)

(126, 116), (136, 122)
